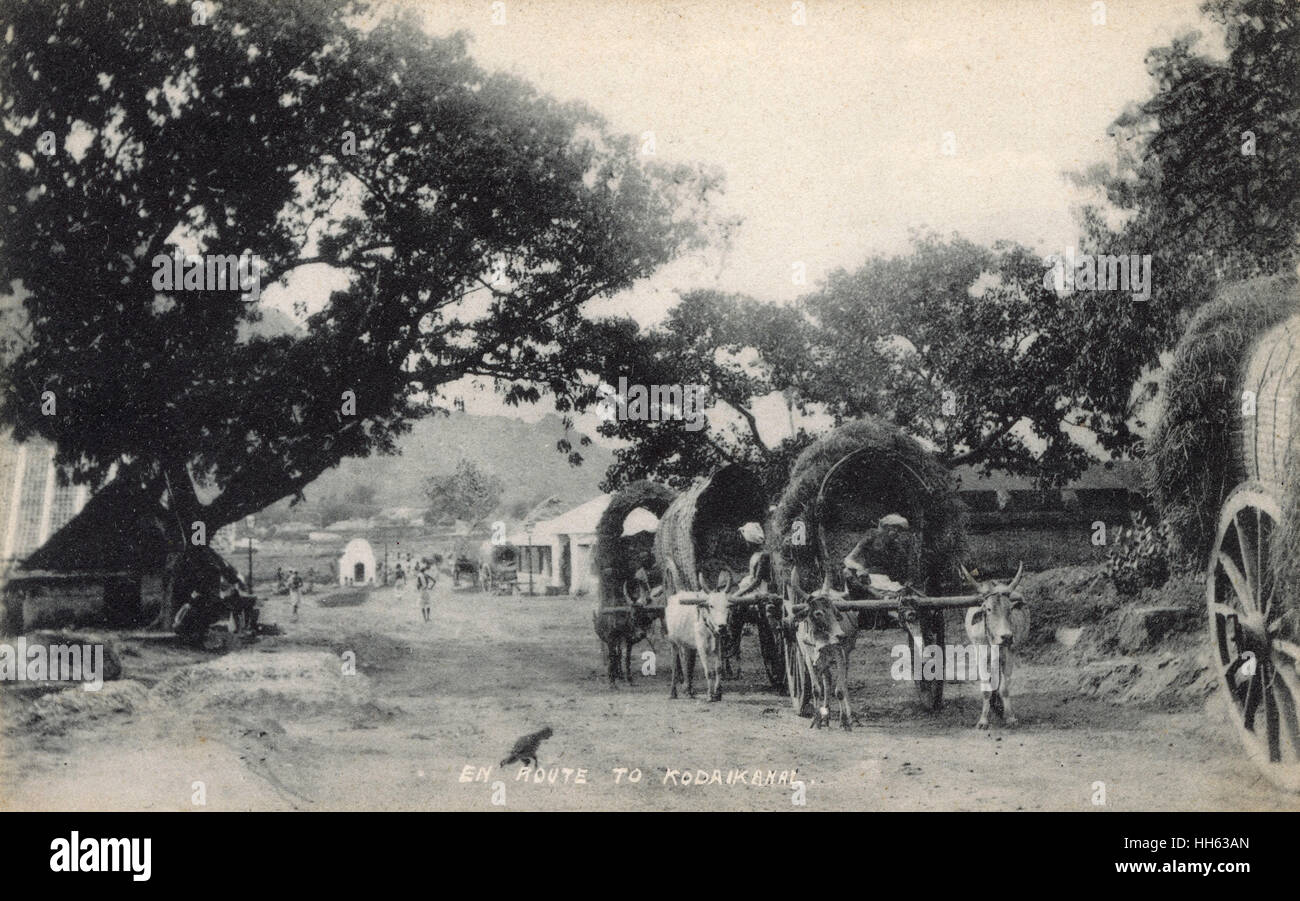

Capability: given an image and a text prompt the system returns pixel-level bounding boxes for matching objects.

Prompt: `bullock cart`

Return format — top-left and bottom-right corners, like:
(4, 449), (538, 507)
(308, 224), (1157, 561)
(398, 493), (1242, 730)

(768, 418), (972, 714)
(591, 481), (678, 684)
(446, 537), (480, 589)
(1151, 280), (1300, 791)
(480, 541), (519, 595)
(651, 464), (786, 687)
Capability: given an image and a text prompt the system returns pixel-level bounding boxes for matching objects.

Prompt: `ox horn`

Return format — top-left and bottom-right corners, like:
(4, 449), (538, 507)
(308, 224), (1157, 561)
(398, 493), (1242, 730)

(959, 563), (981, 591)
(1008, 561), (1025, 591)
(622, 580), (635, 605)
(717, 569), (734, 593)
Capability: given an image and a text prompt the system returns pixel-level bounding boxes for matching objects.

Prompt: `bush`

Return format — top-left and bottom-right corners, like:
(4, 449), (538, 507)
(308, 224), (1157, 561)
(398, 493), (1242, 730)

(1102, 511), (1172, 597)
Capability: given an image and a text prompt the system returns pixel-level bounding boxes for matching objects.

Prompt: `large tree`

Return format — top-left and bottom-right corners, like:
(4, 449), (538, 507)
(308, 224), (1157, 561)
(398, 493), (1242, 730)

(1071, 0), (1298, 371)
(0, 0), (720, 542)
(586, 236), (1132, 490)
(572, 290), (816, 491)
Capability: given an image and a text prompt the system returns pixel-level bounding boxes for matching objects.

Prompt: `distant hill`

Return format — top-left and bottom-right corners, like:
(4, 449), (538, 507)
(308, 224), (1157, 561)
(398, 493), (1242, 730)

(267, 412), (613, 525)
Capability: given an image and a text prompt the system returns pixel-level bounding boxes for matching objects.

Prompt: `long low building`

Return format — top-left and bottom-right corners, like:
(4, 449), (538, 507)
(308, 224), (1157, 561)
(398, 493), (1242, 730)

(508, 494), (613, 595)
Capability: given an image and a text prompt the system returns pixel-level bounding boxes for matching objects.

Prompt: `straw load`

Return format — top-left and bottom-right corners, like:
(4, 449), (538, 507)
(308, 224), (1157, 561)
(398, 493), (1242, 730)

(652, 464), (768, 593)
(1146, 274), (1299, 589)
(768, 417), (967, 595)
(593, 481), (676, 608)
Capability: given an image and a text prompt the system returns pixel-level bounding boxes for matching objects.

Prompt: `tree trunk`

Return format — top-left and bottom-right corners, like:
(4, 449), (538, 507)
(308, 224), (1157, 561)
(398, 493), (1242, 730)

(144, 463), (202, 632)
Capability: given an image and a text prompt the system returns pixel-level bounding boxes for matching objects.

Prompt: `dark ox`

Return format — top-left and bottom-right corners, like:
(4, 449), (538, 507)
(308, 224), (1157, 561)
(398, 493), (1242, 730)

(592, 580), (658, 687)
(961, 562), (1030, 729)
(790, 569), (858, 730)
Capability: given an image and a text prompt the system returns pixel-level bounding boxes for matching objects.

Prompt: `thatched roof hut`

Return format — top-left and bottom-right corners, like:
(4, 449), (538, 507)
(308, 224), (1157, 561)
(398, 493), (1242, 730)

(17, 477), (171, 574)
(4, 477), (235, 632)
(652, 464), (767, 592)
(1147, 273), (1300, 588)
(594, 481), (676, 607)
(768, 417), (966, 595)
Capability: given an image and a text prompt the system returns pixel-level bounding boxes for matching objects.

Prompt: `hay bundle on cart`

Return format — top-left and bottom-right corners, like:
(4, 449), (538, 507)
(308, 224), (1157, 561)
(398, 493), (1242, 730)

(769, 417), (967, 596)
(651, 464), (781, 685)
(653, 464), (768, 593)
(1147, 274), (1299, 567)
(1148, 274), (1300, 790)
(594, 481), (678, 607)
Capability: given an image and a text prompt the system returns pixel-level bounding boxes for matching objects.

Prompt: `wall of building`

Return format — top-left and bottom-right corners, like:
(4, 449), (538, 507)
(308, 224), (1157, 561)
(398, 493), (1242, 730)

(0, 435), (90, 572)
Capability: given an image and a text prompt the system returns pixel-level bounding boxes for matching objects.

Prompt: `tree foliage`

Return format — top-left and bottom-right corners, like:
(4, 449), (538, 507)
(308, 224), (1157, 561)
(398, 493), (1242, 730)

(586, 236), (1136, 489)
(423, 458), (502, 528)
(584, 0), (1298, 491)
(1071, 0), (1298, 369)
(0, 0), (721, 534)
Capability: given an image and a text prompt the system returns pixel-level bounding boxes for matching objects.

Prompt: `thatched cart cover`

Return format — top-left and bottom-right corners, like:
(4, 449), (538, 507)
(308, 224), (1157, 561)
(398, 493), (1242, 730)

(769, 417), (966, 595)
(594, 481), (676, 607)
(482, 542), (518, 572)
(1147, 273), (1299, 578)
(652, 464), (767, 592)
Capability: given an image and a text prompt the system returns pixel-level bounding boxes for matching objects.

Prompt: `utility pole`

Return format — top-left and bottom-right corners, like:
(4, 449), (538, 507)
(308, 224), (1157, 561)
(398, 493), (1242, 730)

(245, 514), (255, 589)
(526, 524), (534, 596)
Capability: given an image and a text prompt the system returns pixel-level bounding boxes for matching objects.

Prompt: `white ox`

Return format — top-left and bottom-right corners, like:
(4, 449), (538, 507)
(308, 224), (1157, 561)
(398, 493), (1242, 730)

(962, 563), (1030, 729)
(662, 561), (736, 702)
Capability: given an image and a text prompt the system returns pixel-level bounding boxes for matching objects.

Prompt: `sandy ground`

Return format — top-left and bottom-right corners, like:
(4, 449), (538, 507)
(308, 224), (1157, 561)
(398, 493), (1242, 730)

(2, 580), (1298, 811)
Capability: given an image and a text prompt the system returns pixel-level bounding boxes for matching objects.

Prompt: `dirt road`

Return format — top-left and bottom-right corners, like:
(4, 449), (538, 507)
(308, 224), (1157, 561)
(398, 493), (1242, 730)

(2, 581), (1296, 811)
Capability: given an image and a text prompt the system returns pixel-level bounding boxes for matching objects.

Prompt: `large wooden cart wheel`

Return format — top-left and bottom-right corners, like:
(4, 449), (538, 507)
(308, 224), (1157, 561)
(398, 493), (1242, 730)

(900, 606), (945, 711)
(782, 575), (812, 716)
(1209, 484), (1300, 792)
(784, 628), (810, 715)
(757, 611), (785, 690)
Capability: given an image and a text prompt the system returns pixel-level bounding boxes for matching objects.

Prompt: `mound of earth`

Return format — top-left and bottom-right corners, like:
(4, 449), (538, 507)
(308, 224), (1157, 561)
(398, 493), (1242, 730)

(152, 650), (371, 717)
(1016, 565), (1214, 710)
(21, 680), (153, 735)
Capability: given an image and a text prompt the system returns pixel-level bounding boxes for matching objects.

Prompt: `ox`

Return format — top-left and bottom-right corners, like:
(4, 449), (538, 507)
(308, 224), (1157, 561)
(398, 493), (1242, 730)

(961, 562), (1030, 729)
(663, 562), (735, 702)
(592, 580), (658, 687)
(789, 569), (859, 730)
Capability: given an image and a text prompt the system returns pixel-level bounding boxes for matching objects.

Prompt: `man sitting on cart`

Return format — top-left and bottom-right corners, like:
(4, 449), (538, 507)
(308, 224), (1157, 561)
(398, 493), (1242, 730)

(842, 513), (920, 597)
(733, 521), (771, 598)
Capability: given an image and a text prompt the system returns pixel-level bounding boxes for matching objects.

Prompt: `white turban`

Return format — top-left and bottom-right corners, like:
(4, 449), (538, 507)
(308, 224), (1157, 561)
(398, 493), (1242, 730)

(878, 513), (910, 530)
(738, 522), (765, 544)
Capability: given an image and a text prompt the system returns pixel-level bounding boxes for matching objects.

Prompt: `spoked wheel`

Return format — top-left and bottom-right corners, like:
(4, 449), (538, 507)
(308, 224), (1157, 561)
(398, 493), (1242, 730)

(1209, 483), (1300, 792)
(782, 576), (811, 716)
(900, 606), (945, 711)
(757, 611), (785, 691)
(784, 628), (810, 715)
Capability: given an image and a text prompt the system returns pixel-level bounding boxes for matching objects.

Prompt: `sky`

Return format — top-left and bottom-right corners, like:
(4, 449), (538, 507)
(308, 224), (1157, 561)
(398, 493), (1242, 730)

(250, 0), (1213, 448)
(412, 0), (1207, 304)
